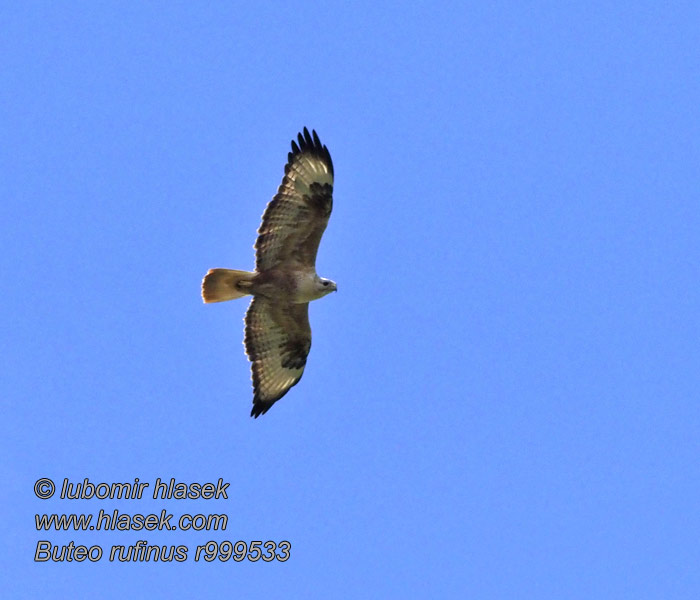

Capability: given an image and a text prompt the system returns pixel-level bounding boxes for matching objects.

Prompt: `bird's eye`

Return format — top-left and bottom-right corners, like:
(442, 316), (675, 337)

(322, 281), (329, 286)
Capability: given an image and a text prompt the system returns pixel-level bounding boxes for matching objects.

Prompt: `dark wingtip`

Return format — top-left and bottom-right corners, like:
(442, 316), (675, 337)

(292, 127), (323, 155)
(303, 127), (313, 148)
(290, 127), (334, 177)
(250, 395), (274, 418)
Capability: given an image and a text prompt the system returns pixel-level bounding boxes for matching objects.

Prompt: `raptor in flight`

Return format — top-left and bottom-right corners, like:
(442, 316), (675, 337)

(202, 128), (336, 417)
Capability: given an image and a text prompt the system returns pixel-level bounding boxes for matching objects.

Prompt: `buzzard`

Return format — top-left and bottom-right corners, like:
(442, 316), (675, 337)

(202, 128), (336, 417)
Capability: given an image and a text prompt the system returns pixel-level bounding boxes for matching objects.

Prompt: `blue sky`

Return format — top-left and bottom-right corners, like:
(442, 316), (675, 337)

(3, 1), (699, 598)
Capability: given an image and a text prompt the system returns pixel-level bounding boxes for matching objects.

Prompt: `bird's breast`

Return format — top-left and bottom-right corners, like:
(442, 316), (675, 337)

(292, 271), (321, 303)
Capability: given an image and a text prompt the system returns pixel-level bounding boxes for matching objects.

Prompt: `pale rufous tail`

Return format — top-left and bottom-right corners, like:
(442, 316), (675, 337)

(201, 269), (255, 303)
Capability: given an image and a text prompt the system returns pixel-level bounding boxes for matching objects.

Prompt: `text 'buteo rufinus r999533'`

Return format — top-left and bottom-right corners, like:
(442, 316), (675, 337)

(202, 128), (336, 418)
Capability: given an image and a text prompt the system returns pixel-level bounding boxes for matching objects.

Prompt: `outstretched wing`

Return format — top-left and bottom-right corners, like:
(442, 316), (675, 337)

(244, 297), (312, 418)
(255, 128), (334, 271)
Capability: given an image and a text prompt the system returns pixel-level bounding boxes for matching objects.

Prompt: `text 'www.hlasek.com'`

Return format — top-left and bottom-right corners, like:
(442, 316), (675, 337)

(33, 477), (291, 563)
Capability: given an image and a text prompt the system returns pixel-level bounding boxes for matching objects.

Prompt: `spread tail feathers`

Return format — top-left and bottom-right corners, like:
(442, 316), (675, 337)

(202, 269), (255, 303)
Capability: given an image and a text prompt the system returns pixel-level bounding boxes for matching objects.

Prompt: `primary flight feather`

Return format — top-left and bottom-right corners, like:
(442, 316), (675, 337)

(202, 128), (336, 418)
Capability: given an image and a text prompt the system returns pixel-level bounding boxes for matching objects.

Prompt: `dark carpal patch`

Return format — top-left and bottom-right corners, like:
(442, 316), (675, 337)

(281, 339), (311, 369)
(306, 182), (333, 217)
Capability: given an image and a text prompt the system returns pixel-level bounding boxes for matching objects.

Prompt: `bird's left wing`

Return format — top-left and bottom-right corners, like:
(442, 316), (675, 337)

(255, 128), (334, 271)
(244, 297), (312, 417)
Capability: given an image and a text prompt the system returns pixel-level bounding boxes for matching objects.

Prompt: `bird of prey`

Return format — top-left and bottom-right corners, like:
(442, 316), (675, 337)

(202, 128), (336, 418)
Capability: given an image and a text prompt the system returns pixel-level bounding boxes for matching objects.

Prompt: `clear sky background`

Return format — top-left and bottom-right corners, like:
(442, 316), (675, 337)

(3, 2), (699, 598)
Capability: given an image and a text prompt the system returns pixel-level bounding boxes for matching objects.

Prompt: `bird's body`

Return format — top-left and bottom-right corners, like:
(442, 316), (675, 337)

(202, 128), (336, 417)
(252, 268), (329, 303)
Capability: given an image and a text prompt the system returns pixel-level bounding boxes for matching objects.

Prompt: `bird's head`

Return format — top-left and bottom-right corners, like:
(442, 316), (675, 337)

(316, 277), (338, 296)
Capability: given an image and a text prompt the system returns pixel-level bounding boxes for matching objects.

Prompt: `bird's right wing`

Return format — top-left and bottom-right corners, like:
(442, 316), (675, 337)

(254, 128), (334, 271)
